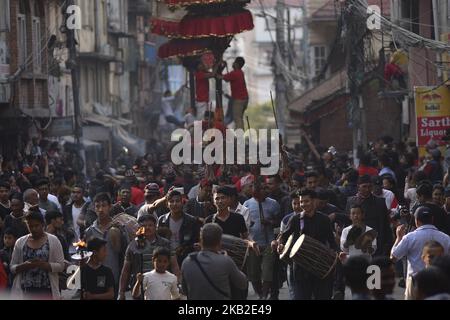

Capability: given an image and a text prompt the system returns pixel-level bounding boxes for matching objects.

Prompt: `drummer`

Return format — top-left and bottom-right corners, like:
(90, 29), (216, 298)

(204, 186), (248, 239)
(277, 189), (337, 300)
(118, 214), (180, 300)
(275, 191), (302, 300)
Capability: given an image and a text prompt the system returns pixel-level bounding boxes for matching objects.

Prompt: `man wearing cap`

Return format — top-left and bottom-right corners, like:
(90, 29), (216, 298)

(137, 183), (165, 220)
(391, 206), (450, 299)
(346, 175), (393, 256)
(124, 170), (144, 206)
(239, 174), (255, 201)
(118, 214), (180, 300)
(372, 176), (398, 213)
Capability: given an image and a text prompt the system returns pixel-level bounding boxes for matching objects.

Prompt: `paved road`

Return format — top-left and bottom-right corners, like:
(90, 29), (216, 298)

(62, 277), (405, 300)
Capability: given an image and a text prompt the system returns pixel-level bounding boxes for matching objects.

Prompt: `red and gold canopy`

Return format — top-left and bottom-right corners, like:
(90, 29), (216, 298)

(158, 38), (230, 58)
(158, 39), (213, 58)
(166, 0), (227, 7)
(151, 8), (253, 39)
(177, 10), (253, 39)
(165, 0), (249, 9)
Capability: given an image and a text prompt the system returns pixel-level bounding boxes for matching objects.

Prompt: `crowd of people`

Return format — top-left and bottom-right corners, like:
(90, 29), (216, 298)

(1, 129), (450, 300)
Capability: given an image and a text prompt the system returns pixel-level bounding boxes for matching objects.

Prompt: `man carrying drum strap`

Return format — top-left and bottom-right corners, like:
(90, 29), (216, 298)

(277, 189), (337, 300)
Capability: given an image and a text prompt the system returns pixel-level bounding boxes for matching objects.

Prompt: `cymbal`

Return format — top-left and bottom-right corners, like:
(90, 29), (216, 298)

(355, 229), (378, 249)
(71, 251), (92, 261)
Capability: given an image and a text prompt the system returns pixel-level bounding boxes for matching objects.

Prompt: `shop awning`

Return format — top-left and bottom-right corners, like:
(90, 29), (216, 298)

(84, 113), (132, 127)
(60, 136), (101, 149)
(112, 126), (147, 157)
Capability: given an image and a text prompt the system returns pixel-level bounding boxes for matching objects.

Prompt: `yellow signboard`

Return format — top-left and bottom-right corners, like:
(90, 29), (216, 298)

(414, 86), (450, 157)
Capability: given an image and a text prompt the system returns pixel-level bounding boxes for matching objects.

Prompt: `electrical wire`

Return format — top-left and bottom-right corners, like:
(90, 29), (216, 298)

(353, 0), (450, 51)
(257, 0), (306, 83)
(7, 0), (69, 83)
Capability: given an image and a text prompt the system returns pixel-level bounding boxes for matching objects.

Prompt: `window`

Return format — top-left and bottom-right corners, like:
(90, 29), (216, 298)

(0, 0), (10, 31)
(82, 0), (94, 28)
(313, 46), (327, 77)
(400, 0), (419, 35)
(448, 0), (450, 23)
(32, 16), (42, 73)
(17, 14), (27, 66)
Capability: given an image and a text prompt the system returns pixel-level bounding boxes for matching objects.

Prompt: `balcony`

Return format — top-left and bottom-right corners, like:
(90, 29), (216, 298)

(288, 69), (347, 113)
(128, 0), (152, 14)
(0, 64), (10, 103)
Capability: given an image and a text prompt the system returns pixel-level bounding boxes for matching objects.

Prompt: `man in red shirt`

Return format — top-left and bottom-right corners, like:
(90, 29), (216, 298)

(195, 62), (215, 120)
(219, 57), (249, 129)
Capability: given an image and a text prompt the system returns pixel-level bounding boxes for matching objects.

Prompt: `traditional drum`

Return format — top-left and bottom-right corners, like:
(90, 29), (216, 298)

(111, 213), (140, 242)
(355, 229), (378, 251)
(221, 234), (250, 270)
(280, 234), (294, 263)
(289, 234), (338, 279)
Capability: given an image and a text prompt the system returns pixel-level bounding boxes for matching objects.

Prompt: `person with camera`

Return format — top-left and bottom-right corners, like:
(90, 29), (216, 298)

(391, 206), (450, 299)
(412, 182), (450, 236)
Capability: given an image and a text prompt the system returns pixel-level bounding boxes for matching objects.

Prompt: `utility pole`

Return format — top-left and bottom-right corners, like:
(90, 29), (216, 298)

(287, 8), (292, 71)
(275, 0), (287, 140)
(65, 0), (85, 175)
(301, 1), (309, 90)
(344, 0), (367, 166)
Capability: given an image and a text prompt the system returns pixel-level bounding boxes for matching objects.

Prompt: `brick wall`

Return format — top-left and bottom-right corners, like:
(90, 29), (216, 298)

(318, 101), (353, 151)
(308, 79), (402, 151)
(363, 79), (402, 144)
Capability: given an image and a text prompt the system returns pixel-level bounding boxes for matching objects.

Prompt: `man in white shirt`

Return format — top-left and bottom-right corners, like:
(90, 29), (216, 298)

(47, 193), (62, 212)
(391, 206), (450, 300)
(340, 204), (377, 259)
(132, 247), (180, 300)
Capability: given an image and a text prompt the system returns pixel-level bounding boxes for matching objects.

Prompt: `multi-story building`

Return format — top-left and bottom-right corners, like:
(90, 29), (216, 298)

(286, 0), (402, 151)
(390, 0), (450, 140)
(0, 0), (156, 165)
(0, 0), (54, 157)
